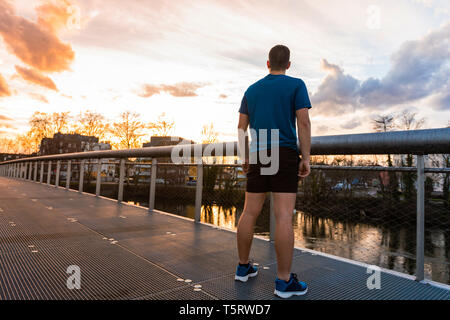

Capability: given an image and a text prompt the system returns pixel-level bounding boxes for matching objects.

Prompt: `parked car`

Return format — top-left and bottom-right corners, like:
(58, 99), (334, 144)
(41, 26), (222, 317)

(332, 182), (352, 191)
(186, 180), (197, 186)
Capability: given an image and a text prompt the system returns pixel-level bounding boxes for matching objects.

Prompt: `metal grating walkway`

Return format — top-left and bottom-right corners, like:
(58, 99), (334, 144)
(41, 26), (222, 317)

(0, 177), (449, 300)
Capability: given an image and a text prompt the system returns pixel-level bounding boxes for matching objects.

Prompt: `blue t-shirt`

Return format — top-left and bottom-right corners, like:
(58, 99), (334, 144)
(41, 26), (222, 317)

(239, 74), (311, 152)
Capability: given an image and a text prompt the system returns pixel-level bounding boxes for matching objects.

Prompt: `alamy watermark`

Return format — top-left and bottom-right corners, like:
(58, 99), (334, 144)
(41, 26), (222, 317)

(66, 265), (81, 290)
(366, 5), (381, 30)
(170, 128), (281, 175)
(366, 265), (381, 290)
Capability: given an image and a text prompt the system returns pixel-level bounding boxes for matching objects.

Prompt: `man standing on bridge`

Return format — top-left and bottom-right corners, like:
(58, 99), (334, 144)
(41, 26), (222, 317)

(236, 44), (312, 298)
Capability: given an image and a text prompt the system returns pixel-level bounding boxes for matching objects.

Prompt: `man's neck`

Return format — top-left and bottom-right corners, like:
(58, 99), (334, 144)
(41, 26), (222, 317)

(269, 70), (286, 75)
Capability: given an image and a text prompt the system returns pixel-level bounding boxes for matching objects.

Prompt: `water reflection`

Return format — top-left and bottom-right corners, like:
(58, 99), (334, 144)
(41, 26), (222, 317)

(128, 199), (449, 284)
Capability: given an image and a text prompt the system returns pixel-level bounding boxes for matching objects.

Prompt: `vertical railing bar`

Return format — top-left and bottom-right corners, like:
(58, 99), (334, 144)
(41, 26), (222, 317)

(47, 161), (52, 185)
(95, 159), (102, 197)
(118, 158), (125, 203)
(79, 159), (85, 193)
(66, 160), (72, 190)
(40, 161), (44, 183)
(34, 162), (38, 181)
(416, 154), (425, 282)
(28, 162), (32, 180)
(148, 158), (157, 211)
(194, 162), (203, 223)
(55, 160), (61, 187)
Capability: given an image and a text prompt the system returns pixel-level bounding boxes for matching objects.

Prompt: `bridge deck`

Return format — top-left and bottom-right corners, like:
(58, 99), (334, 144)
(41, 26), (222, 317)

(0, 177), (448, 300)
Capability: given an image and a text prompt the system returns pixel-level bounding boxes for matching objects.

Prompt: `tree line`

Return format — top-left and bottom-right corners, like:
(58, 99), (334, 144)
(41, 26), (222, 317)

(0, 110), (220, 154)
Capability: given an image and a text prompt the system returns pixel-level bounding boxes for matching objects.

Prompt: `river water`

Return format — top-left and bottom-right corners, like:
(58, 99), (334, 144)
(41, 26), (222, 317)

(128, 199), (449, 285)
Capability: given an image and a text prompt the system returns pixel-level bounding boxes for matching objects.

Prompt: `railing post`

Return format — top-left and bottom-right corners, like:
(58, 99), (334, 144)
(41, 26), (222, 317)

(148, 158), (157, 211)
(40, 161), (44, 183)
(28, 162), (32, 180)
(66, 160), (71, 189)
(47, 161), (52, 184)
(79, 160), (85, 193)
(194, 162), (203, 223)
(55, 160), (61, 187)
(118, 158), (125, 203)
(34, 162), (38, 181)
(269, 192), (276, 242)
(416, 154), (425, 282)
(95, 159), (102, 197)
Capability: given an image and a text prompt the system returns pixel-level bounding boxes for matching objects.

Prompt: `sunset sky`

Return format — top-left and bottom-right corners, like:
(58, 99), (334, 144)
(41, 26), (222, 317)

(0, 0), (449, 143)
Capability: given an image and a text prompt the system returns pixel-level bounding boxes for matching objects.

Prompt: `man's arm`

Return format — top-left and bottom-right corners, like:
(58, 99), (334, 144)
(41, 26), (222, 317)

(237, 113), (250, 173)
(296, 108), (311, 178)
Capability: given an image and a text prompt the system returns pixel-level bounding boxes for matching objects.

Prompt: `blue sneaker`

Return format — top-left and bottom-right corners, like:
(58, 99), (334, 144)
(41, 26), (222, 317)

(274, 273), (308, 298)
(235, 262), (258, 282)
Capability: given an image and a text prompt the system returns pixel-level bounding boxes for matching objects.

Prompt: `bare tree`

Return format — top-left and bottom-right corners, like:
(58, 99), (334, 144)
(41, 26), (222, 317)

(51, 112), (71, 134)
(75, 110), (109, 140)
(150, 113), (174, 137)
(371, 113), (395, 166)
(201, 123), (218, 144)
(397, 110), (425, 130)
(372, 114), (395, 132)
(28, 112), (53, 152)
(110, 111), (146, 150)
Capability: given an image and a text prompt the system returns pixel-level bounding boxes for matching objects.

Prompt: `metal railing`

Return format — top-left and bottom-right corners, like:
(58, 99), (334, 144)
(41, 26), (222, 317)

(0, 127), (449, 284)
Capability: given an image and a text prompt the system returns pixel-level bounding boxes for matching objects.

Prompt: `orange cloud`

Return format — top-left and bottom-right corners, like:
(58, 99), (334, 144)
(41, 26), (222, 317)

(0, 0), (75, 72)
(139, 82), (204, 98)
(28, 92), (49, 103)
(139, 84), (161, 98)
(36, 0), (75, 34)
(0, 114), (14, 128)
(0, 73), (11, 97)
(15, 65), (58, 91)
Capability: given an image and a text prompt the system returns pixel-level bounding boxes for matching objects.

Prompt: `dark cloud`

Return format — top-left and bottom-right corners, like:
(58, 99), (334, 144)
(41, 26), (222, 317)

(15, 66), (58, 91)
(311, 23), (450, 115)
(139, 82), (205, 98)
(0, 0), (75, 72)
(340, 118), (361, 130)
(316, 125), (329, 134)
(0, 73), (11, 97)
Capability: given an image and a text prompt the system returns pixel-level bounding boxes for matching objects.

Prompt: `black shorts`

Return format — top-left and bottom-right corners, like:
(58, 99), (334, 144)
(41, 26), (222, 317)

(246, 147), (300, 193)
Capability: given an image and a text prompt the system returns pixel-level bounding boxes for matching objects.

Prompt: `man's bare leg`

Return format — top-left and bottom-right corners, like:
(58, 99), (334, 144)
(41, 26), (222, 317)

(237, 192), (266, 264)
(273, 192), (296, 281)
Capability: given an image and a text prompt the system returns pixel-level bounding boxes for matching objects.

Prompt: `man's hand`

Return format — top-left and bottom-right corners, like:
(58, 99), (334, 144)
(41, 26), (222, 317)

(298, 158), (310, 178)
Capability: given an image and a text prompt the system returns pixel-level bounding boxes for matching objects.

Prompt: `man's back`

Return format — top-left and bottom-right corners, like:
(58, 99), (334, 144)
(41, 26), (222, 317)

(239, 74), (311, 152)
(236, 44), (312, 298)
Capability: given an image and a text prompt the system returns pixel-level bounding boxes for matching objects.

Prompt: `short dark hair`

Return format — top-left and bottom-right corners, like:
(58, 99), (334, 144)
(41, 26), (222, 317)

(269, 45), (290, 71)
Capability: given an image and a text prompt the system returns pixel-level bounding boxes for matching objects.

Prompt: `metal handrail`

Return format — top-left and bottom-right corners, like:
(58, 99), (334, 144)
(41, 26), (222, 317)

(0, 127), (449, 165)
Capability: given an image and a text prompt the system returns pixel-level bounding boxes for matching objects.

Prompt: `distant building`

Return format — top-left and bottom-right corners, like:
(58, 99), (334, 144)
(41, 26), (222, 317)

(142, 136), (195, 148)
(0, 153), (29, 162)
(39, 133), (111, 155)
(137, 136), (196, 184)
